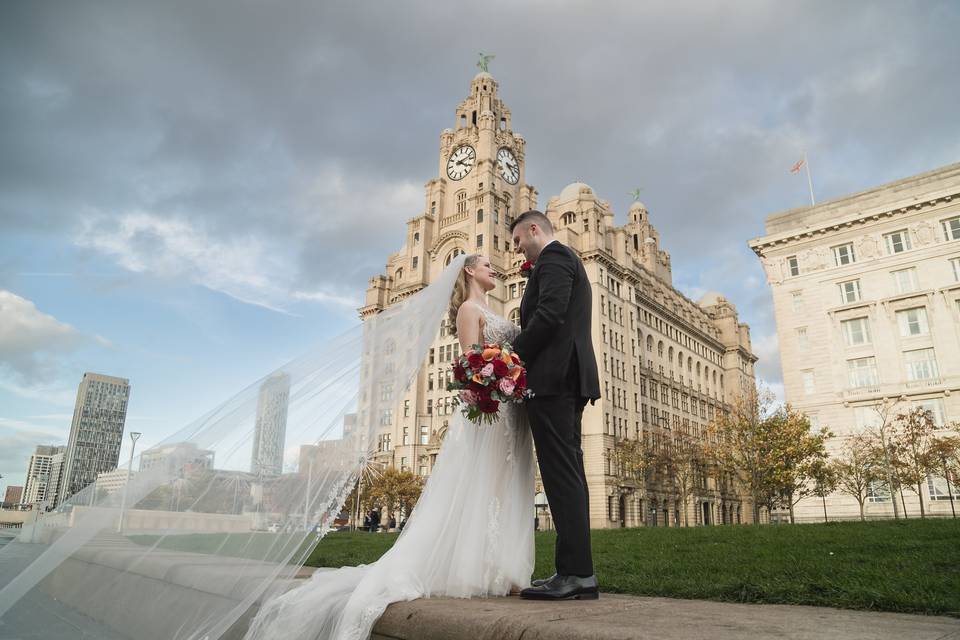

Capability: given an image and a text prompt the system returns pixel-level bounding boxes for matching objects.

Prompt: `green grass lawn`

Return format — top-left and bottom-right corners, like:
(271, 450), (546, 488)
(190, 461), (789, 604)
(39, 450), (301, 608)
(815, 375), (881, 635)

(306, 519), (960, 616)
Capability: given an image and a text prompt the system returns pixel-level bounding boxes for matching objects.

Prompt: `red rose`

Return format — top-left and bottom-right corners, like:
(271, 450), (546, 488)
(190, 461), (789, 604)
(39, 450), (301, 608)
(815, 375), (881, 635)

(477, 385), (493, 401)
(520, 261), (534, 278)
(453, 362), (467, 382)
(467, 352), (485, 370)
(492, 359), (509, 377)
(478, 398), (500, 414)
(517, 372), (527, 389)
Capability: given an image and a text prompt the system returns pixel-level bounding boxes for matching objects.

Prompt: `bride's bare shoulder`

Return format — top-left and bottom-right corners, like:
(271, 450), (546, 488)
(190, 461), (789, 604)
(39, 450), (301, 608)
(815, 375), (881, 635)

(456, 300), (483, 321)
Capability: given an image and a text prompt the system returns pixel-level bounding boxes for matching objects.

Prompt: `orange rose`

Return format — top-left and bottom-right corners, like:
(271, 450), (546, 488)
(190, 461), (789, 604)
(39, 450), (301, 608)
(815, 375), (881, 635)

(500, 351), (512, 365)
(511, 367), (522, 381)
(472, 373), (485, 384)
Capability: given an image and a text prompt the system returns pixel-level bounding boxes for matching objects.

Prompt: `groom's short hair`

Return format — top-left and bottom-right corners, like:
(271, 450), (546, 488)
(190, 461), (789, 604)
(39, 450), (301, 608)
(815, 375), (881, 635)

(510, 210), (554, 235)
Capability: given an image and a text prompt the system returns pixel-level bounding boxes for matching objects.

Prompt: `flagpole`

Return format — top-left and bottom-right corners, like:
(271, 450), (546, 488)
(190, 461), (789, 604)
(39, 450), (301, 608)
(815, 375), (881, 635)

(803, 151), (816, 206)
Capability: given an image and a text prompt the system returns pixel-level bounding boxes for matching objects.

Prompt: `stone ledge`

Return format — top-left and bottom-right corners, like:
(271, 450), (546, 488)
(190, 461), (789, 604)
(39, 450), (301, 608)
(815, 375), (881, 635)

(371, 594), (960, 640)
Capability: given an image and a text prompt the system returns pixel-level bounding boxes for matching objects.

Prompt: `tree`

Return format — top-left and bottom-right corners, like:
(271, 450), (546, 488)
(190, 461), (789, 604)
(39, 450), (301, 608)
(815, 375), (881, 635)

(705, 385), (780, 524)
(767, 406), (833, 523)
(808, 458), (838, 523)
(863, 400), (905, 519)
(657, 436), (703, 527)
(832, 433), (876, 521)
(892, 407), (939, 519)
(365, 467), (424, 521)
(927, 433), (960, 518)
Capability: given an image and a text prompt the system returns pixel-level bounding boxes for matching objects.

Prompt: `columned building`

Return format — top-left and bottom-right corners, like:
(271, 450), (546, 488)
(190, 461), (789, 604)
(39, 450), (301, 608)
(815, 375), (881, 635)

(361, 70), (757, 528)
(60, 373), (131, 505)
(749, 162), (960, 521)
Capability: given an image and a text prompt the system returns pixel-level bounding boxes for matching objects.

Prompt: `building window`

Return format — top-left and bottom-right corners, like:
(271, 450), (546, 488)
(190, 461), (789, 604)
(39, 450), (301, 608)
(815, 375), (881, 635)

(833, 243), (856, 266)
(914, 398), (946, 426)
(884, 229), (912, 254)
(430, 201), (436, 215)
(787, 256), (800, 277)
(791, 291), (803, 312)
(838, 280), (862, 304)
(476, 234), (483, 248)
(841, 317), (871, 346)
(896, 307), (929, 337)
(477, 209), (484, 223)
(866, 479), (891, 503)
(891, 267), (919, 294)
(942, 216), (960, 241)
(456, 191), (467, 214)
(928, 473), (960, 500)
(414, 232), (420, 243)
(796, 327), (808, 352)
(403, 428), (410, 445)
(427, 399), (433, 414)
(445, 248), (464, 266)
(802, 370), (815, 395)
(419, 465), (428, 476)
(950, 257), (960, 282)
(420, 425), (429, 445)
(847, 357), (879, 388)
(904, 348), (939, 381)
(412, 257), (418, 269)
(404, 400), (410, 417)
(509, 308), (520, 324)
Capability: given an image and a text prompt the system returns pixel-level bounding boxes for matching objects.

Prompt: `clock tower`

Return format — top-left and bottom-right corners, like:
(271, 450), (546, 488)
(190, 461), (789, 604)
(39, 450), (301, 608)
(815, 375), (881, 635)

(362, 70), (538, 317)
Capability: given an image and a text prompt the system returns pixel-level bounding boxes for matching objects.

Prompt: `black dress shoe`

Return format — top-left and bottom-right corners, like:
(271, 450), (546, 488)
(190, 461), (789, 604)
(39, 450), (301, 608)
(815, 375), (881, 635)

(520, 574), (599, 600)
(530, 573), (557, 587)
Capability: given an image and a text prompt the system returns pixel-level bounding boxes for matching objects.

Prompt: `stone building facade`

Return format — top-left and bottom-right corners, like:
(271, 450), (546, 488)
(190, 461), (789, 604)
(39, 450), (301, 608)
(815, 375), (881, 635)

(749, 162), (960, 521)
(361, 71), (757, 528)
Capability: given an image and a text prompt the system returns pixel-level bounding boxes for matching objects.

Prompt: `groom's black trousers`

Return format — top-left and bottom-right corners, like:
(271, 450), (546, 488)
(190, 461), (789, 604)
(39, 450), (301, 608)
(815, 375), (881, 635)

(527, 393), (595, 578)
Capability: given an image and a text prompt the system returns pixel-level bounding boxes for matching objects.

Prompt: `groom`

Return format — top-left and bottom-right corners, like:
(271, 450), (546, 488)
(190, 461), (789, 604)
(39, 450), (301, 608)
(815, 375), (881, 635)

(510, 210), (601, 601)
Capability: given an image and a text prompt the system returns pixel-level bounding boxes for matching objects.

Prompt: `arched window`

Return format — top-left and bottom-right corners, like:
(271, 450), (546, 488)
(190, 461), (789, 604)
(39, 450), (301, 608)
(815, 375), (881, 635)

(395, 268), (403, 281)
(668, 346), (674, 362)
(456, 191), (467, 214)
(509, 308), (521, 325)
(657, 341), (664, 358)
(646, 335), (654, 352)
(561, 211), (576, 226)
(687, 357), (693, 372)
(413, 232), (420, 243)
(477, 208), (484, 223)
(445, 248), (465, 266)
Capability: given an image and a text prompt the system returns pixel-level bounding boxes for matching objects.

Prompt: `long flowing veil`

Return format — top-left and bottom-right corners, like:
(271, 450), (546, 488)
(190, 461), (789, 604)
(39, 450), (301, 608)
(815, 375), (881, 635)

(0, 255), (469, 640)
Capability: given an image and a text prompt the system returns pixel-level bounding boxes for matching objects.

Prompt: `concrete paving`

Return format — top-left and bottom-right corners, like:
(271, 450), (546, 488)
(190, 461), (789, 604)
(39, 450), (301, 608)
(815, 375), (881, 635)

(370, 593), (960, 640)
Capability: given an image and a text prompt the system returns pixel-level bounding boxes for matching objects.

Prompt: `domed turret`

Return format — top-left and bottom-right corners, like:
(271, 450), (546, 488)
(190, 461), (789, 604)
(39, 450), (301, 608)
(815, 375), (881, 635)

(558, 182), (594, 202)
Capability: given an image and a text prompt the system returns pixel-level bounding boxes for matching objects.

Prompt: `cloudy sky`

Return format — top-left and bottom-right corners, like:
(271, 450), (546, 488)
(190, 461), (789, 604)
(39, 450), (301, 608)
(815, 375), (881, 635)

(2, 1), (958, 493)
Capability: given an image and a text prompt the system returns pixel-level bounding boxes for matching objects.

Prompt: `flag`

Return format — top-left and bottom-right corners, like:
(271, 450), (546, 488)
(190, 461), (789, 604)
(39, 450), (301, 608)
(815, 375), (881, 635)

(790, 158), (805, 174)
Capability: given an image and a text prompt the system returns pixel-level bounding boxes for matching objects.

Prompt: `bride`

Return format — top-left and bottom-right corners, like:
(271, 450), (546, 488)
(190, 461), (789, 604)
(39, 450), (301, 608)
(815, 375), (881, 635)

(244, 253), (536, 640)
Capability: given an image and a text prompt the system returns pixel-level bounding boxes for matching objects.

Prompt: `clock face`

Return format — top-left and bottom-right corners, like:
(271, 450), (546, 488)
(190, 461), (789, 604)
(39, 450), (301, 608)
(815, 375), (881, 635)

(446, 145), (476, 180)
(497, 147), (520, 185)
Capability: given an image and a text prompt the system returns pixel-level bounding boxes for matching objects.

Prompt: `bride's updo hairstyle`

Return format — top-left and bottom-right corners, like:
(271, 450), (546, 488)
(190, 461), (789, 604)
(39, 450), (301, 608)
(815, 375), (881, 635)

(447, 253), (480, 337)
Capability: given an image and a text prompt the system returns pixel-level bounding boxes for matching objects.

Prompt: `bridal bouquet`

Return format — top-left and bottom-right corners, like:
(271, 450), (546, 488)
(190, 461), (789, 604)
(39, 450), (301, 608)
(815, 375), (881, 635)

(447, 342), (532, 424)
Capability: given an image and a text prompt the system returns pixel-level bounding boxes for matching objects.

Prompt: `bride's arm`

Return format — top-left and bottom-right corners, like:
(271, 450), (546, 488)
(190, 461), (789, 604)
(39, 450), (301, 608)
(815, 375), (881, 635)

(456, 303), (484, 352)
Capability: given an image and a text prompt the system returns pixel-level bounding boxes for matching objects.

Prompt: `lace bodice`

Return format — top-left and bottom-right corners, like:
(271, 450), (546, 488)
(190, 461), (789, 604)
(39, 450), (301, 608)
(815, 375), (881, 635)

(476, 305), (519, 345)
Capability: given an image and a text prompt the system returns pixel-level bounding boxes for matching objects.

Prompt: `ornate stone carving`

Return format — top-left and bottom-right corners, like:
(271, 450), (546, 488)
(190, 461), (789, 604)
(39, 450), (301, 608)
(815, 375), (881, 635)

(914, 221), (936, 246)
(857, 234), (879, 259)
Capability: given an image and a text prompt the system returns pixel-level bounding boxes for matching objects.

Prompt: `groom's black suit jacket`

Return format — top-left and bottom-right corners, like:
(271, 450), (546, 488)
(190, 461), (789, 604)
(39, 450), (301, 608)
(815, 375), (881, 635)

(513, 241), (601, 401)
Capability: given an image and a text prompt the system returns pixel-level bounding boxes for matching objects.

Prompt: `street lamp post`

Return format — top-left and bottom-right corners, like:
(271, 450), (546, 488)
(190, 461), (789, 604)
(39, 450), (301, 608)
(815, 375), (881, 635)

(117, 431), (142, 533)
(534, 490), (549, 531)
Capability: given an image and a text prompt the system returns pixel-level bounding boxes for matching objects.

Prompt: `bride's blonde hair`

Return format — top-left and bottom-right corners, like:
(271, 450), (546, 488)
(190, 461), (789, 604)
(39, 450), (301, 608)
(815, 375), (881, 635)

(448, 254), (480, 337)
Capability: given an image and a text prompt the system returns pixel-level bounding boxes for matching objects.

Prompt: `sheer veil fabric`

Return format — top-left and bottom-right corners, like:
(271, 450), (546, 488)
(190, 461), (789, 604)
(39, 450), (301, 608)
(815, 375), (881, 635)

(244, 303), (535, 640)
(0, 254), (533, 640)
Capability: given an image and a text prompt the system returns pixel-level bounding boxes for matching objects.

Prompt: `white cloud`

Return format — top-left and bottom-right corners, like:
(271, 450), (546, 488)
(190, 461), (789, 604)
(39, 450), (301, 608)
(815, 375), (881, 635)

(0, 290), (89, 384)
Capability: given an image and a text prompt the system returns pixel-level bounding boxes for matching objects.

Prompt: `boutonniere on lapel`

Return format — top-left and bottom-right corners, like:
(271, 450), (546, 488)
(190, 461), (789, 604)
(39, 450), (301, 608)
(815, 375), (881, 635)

(520, 260), (534, 278)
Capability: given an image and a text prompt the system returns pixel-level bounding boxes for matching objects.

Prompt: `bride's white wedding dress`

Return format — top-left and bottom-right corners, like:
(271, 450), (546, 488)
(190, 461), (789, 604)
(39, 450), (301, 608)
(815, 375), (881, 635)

(244, 306), (535, 640)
